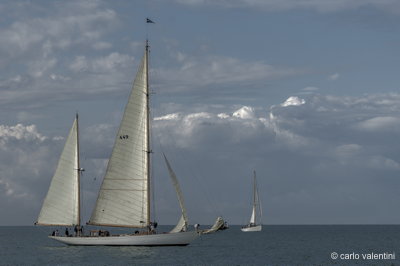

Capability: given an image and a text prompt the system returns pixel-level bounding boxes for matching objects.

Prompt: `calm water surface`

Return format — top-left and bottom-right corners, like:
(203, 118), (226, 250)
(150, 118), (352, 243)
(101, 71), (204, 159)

(0, 225), (399, 265)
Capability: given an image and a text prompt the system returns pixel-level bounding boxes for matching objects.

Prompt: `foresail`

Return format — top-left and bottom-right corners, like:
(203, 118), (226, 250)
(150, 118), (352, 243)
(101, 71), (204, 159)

(249, 206), (256, 224)
(164, 154), (189, 232)
(170, 215), (186, 233)
(89, 49), (149, 228)
(37, 117), (79, 226)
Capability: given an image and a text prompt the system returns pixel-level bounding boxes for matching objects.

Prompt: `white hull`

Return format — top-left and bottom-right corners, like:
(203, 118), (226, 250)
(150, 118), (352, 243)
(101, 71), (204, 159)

(241, 225), (262, 232)
(49, 231), (199, 246)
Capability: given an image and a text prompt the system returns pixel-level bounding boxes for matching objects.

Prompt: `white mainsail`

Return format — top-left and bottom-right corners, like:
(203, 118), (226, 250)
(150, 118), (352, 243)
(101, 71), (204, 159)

(249, 171), (261, 225)
(36, 116), (80, 226)
(89, 48), (150, 228)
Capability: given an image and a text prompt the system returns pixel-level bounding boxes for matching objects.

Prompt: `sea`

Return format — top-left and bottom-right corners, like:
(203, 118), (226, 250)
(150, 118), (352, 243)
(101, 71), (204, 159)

(0, 225), (399, 265)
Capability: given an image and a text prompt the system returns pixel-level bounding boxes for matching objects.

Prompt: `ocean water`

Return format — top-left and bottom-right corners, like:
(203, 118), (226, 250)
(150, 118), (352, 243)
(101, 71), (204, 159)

(0, 225), (399, 265)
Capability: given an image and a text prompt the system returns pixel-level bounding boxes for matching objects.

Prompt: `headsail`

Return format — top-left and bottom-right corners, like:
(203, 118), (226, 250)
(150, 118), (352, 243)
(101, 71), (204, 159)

(88, 46), (150, 228)
(36, 115), (80, 226)
(249, 205), (256, 224)
(163, 154), (188, 232)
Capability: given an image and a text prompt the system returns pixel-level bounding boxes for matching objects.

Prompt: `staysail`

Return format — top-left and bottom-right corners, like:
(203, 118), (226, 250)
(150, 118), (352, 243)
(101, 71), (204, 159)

(163, 154), (188, 232)
(89, 47), (150, 228)
(36, 115), (80, 226)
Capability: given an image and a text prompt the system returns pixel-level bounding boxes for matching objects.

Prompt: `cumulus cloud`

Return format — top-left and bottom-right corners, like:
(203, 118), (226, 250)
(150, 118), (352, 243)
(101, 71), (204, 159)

(150, 93), (400, 224)
(232, 106), (255, 119)
(0, 124), (56, 224)
(3, 93), (400, 225)
(0, 124), (47, 145)
(280, 96), (306, 107)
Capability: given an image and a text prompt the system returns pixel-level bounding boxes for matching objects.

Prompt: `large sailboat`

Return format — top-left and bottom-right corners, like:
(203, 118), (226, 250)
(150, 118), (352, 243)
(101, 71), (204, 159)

(35, 40), (199, 246)
(241, 171), (262, 232)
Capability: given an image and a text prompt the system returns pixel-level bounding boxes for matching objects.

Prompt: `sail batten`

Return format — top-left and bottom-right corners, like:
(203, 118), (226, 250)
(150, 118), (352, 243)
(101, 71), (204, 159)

(89, 46), (150, 227)
(37, 117), (79, 226)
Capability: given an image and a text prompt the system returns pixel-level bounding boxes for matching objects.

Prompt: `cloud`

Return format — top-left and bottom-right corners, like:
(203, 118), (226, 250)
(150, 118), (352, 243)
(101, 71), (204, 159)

(280, 96), (306, 107)
(93, 41), (112, 50)
(155, 52), (303, 92)
(232, 106), (255, 119)
(0, 124), (47, 144)
(150, 93), (400, 224)
(69, 52), (133, 73)
(0, 2), (117, 59)
(0, 1), (122, 110)
(356, 116), (400, 132)
(302, 86), (319, 92)
(329, 73), (340, 80)
(0, 124), (57, 224)
(174, 0), (400, 13)
(3, 93), (400, 225)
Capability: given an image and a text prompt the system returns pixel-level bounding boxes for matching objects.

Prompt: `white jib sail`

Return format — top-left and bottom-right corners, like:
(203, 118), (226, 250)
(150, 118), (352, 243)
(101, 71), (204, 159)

(89, 50), (149, 227)
(163, 154), (189, 233)
(37, 117), (79, 226)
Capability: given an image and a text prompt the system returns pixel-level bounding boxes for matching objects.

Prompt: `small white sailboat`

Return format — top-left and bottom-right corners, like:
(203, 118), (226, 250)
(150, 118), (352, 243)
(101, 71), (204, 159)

(35, 40), (199, 246)
(241, 171), (262, 232)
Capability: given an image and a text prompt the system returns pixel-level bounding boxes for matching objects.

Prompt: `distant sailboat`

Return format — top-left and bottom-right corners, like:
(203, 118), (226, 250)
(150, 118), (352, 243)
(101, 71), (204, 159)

(35, 40), (199, 246)
(201, 216), (229, 234)
(241, 171), (262, 232)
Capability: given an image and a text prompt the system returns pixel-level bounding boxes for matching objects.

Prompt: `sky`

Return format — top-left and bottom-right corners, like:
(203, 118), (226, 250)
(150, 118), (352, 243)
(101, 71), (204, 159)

(1, 0), (400, 226)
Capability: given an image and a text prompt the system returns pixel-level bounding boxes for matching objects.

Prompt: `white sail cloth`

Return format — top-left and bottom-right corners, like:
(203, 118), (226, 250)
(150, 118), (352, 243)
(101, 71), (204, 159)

(89, 51), (149, 228)
(248, 171), (262, 225)
(163, 154), (189, 233)
(37, 117), (79, 226)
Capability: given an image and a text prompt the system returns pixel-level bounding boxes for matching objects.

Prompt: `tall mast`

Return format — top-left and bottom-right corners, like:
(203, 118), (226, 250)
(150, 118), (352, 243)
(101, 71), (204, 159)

(76, 113), (81, 226)
(253, 170), (256, 217)
(145, 39), (151, 226)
